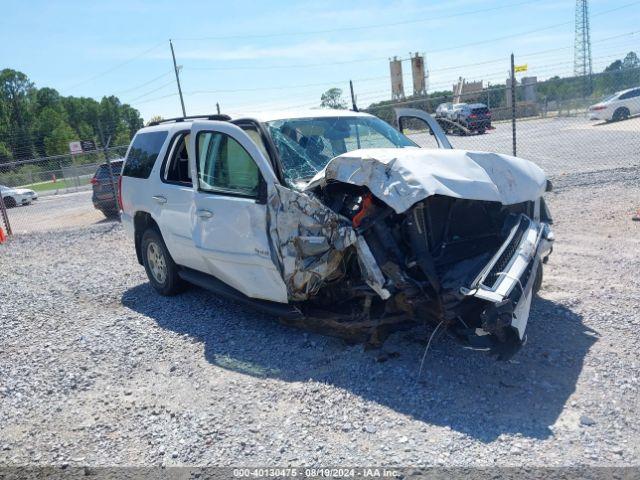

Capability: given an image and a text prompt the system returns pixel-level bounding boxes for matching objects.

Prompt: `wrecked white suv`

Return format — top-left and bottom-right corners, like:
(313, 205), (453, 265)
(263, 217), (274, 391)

(120, 108), (554, 359)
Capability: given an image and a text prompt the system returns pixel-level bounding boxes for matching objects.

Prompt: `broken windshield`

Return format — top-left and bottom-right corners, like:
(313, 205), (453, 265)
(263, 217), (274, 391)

(266, 115), (417, 184)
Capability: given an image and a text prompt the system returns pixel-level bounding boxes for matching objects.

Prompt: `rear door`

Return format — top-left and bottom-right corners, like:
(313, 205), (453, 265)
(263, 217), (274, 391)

(155, 130), (201, 270)
(188, 121), (288, 303)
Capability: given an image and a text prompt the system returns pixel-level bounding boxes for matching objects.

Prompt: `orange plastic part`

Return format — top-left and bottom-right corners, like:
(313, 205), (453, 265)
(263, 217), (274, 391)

(352, 193), (374, 228)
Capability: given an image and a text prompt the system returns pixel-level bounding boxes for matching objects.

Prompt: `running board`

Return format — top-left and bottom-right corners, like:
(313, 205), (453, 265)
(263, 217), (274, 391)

(178, 267), (302, 320)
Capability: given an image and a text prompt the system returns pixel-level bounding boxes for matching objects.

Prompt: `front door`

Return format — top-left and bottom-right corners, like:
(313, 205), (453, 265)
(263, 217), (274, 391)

(188, 121), (288, 303)
(395, 107), (453, 149)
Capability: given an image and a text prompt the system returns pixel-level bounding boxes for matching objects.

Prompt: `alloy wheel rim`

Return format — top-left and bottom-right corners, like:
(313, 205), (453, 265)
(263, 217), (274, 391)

(147, 241), (167, 284)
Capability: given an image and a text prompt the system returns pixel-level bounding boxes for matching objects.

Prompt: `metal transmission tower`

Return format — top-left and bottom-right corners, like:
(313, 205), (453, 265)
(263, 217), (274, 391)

(574, 0), (593, 96)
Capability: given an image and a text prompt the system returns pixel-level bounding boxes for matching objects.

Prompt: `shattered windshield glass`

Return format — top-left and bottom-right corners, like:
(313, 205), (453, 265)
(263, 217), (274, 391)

(266, 115), (417, 184)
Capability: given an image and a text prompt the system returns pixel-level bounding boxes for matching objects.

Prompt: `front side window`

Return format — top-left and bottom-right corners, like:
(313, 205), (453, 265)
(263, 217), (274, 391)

(266, 116), (416, 183)
(197, 132), (261, 197)
(122, 131), (168, 179)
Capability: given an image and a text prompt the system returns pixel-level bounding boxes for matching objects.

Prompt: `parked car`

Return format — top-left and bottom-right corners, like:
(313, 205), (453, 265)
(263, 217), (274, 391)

(588, 87), (640, 122)
(90, 160), (123, 218)
(120, 109), (553, 360)
(435, 102), (454, 119)
(0, 184), (36, 208)
(450, 102), (492, 133)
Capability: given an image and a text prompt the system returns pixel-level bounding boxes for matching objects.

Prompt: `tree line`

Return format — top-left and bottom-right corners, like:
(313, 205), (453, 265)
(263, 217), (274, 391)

(0, 69), (144, 163)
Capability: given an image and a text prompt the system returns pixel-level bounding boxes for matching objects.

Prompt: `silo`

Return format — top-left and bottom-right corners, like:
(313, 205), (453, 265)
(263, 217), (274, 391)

(411, 53), (427, 96)
(389, 57), (405, 101)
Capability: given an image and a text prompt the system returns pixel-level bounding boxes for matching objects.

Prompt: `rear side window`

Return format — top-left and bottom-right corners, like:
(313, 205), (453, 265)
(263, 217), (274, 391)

(122, 131), (168, 178)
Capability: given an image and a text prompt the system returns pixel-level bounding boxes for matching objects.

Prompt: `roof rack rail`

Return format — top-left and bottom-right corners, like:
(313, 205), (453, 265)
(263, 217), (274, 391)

(148, 114), (231, 126)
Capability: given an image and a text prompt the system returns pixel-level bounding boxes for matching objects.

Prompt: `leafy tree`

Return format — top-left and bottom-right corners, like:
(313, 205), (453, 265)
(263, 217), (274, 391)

(320, 88), (348, 109)
(0, 69), (144, 164)
(0, 69), (35, 159)
(146, 115), (164, 126)
(0, 142), (11, 161)
(43, 123), (76, 156)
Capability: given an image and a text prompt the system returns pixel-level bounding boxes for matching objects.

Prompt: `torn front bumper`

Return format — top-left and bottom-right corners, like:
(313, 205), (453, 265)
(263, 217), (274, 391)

(459, 215), (554, 359)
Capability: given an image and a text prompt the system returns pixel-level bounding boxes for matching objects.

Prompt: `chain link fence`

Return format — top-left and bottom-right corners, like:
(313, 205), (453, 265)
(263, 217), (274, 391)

(1, 59), (639, 236)
(367, 65), (640, 192)
(0, 146), (127, 235)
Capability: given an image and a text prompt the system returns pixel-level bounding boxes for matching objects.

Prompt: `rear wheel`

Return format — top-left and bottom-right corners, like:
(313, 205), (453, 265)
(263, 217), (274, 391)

(102, 208), (120, 219)
(2, 196), (16, 208)
(612, 107), (630, 122)
(141, 228), (184, 296)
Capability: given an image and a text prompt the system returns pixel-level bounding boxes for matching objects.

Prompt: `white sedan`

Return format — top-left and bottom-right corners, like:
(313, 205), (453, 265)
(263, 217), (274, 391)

(588, 87), (640, 122)
(0, 185), (36, 208)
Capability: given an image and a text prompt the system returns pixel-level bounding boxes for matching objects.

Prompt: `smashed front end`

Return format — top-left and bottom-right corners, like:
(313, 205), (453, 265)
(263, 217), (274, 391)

(269, 149), (554, 360)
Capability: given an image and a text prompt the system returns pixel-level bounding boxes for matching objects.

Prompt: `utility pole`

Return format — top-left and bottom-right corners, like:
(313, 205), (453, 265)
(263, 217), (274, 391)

(349, 80), (358, 112)
(216, 103), (221, 115)
(170, 39), (187, 117)
(510, 54), (517, 157)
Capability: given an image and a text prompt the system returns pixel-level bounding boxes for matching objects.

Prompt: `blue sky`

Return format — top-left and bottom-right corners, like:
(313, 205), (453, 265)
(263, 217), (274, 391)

(2, 0), (638, 120)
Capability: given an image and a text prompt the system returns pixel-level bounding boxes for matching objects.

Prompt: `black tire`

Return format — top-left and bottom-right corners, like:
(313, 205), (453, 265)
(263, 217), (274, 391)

(478, 128), (486, 135)
(533, 262), (543, 296)
(612, 107), (630, 122)
(141, 228), (184, 296)
(3, 196), (16, 208)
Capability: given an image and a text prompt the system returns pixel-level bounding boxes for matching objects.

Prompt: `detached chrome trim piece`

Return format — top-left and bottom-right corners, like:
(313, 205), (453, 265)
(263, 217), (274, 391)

(463, 217), (554, 304)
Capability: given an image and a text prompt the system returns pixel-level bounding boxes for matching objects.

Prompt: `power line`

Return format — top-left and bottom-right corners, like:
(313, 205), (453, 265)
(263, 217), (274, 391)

(426, 1), (640, 56)
(112, 71), (173, 96)
(125, 80), (176, 103)
(174, 0), (539, 41)
(183, 25), (639, 75)
(64, 41), (166, 90)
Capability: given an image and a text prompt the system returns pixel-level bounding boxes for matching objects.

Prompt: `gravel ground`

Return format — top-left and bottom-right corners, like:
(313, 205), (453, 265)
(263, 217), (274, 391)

(1, 179), (639, 468)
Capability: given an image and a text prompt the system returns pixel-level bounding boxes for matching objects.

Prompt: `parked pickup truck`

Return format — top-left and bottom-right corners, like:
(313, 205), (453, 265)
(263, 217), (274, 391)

(120, 108), (553, 360)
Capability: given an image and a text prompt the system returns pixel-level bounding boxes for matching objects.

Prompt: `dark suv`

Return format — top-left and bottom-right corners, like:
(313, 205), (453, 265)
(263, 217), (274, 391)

(453, 103), (492, 133)
(91, 160), (123, 218)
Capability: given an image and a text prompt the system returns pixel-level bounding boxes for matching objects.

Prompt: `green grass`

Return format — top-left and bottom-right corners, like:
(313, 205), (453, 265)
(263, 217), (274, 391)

(21, 178), (80, 192)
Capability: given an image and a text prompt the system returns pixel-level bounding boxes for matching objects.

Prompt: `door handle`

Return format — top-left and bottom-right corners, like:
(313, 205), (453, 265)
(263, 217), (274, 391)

(152, 195), (167, 204)
(197, 209), (214, 219)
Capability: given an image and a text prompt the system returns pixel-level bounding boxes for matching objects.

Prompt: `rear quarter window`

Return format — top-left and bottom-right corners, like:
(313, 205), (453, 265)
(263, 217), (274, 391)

(122, 131), (168, 178)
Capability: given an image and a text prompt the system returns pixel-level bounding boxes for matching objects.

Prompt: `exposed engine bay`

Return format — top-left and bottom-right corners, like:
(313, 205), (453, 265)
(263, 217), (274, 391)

(268, 145), (554, 361)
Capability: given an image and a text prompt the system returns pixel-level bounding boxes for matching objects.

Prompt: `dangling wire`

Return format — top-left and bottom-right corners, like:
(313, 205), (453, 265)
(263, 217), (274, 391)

(417, 320), (444, 380)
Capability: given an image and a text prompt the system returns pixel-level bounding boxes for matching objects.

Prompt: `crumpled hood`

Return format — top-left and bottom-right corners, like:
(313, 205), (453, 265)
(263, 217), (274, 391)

(305, 148), (547, 213)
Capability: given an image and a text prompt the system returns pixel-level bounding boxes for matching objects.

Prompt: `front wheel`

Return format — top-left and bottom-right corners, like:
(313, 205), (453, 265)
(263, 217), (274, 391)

(533, 262), (543, 296)
(141, 228), (184, 296)
(3, 196), (16, 208)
